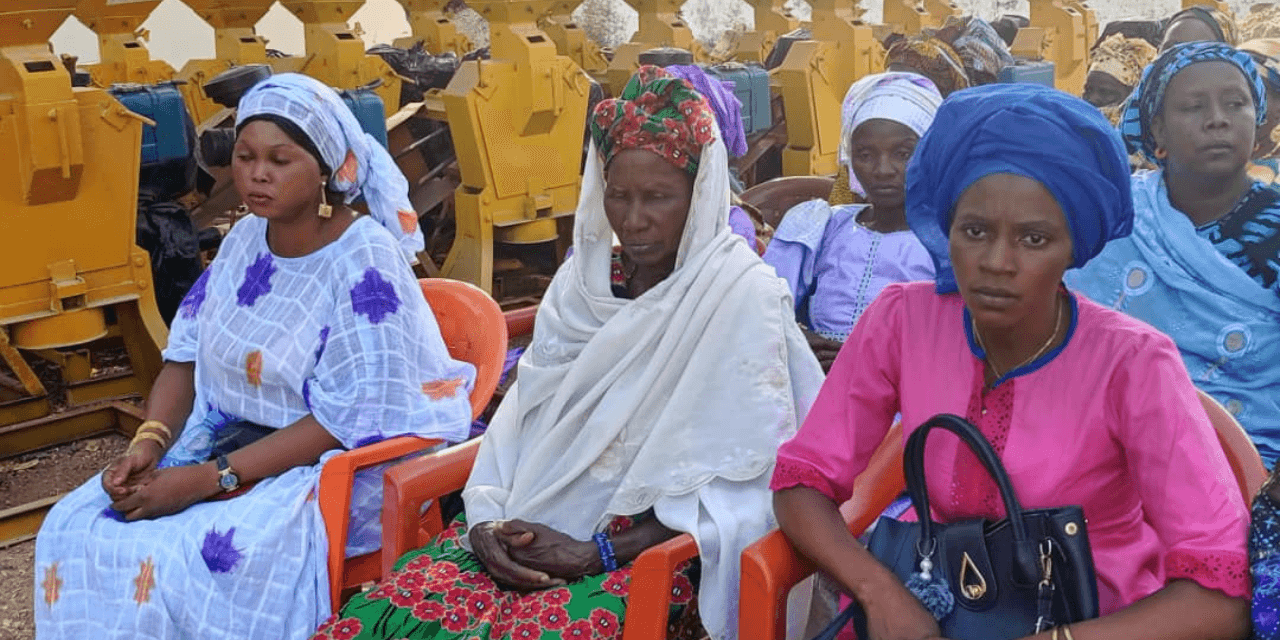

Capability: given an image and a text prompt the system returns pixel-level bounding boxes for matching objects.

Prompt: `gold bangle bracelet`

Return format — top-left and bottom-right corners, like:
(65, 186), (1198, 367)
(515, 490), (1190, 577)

(1050, 627), (1060, 640)
(137, 420), (172, 440)
(1062, 625), (1075, 640)
(129, 430), (168, 450)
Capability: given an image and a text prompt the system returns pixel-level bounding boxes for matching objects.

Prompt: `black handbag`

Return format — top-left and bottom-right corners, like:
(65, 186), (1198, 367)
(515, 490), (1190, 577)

(812, 414), (1099, 640)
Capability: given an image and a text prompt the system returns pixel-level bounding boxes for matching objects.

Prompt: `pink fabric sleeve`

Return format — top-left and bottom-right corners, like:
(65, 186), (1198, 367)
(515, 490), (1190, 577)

(1110, 333), (1251, 600)
(770, 283), (904, 503)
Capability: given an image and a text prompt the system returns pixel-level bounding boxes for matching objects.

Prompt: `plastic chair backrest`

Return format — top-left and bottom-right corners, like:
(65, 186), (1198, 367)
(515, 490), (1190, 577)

(419, 278), (507, 419)
(1198, 389), (1268, 500)
(740, 176), (837, 229)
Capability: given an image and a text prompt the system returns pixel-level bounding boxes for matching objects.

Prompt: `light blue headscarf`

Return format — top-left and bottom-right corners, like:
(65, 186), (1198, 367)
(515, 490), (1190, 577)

(236, 73), (425, 262)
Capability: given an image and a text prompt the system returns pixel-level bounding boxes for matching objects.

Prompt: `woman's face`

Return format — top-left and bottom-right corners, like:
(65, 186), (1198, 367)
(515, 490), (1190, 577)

(1083, 70), (1132, 108)
(232, 119), (326, 222)
(603, 148), (695, 273)
(1154, 61), (1257, 179)
(949, 173), (1074, 332)
(1160, 17), (1220, 51)
(849, 118), (919, 212)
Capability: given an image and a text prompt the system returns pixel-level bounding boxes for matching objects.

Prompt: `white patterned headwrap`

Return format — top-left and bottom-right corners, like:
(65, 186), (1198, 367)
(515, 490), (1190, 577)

(838, 72), (944, 195)
(236, 73), (424, 262)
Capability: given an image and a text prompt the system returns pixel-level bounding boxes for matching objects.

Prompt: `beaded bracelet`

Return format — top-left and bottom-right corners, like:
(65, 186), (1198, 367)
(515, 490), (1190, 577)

(592, 532), (619, 572)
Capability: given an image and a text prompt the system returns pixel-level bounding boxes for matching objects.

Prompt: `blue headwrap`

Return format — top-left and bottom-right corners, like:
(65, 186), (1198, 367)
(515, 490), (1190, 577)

(905, 84), (1134, 294)
(1120, 42), (1266, 165)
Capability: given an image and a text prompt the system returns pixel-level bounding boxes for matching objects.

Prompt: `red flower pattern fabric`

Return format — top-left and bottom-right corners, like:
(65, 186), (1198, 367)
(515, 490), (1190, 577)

(588, 65), (718, 176)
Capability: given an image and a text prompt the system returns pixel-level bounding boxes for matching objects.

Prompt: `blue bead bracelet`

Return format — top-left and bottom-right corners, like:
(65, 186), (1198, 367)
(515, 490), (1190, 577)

(593, 532), (619, 572)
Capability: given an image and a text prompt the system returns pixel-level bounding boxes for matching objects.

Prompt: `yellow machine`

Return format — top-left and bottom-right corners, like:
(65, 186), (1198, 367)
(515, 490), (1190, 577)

(883, 0), (959, 38)
(541, 0), (609, 73)
(602, 0), (708, 94)
(394, 0), (473, 56)
(1183, 0), (1233, 14)
(773, 0), (884, 177)
(730, 0), (798, 64)
(175, 0), (273, 127)
(74, 0), (175, 87)
(1012, 0), (1097, 95)
(0, 0), (166, 539)
(433, 0), (591, 295)
(274, 0), (404, 118)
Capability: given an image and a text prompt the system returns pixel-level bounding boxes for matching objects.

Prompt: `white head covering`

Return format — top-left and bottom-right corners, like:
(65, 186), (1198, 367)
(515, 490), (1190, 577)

(837, 71), (944, 195)
(236, 73), (425, 262)
(462, 127), (824, 638)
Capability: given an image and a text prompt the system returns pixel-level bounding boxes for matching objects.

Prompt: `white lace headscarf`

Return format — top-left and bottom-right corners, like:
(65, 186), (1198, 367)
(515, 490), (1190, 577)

(837, 71), (943, 196)
(462, 129), (824, 638)
(236, 73), (424, 262)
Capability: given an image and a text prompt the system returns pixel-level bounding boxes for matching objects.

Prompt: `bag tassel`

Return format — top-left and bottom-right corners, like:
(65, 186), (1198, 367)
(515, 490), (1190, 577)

(906, 555), (955, 620)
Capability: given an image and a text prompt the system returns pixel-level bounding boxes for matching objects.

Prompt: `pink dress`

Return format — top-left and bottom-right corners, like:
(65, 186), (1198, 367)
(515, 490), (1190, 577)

(771, 281), (1250, 613)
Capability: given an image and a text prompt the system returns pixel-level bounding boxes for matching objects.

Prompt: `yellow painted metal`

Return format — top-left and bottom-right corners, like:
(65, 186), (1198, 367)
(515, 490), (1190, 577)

(540, 0), (608, 73)
(1182, 0), (1232, 13)
(1021, 0), (1097, 95)
(0, 0), (168, 434)
(438, 0), (591, 293)
(276, 1), (403, 117)
(74, 0), (176, 87)
(602, 0), (709, 94)
(774, 0), (884, 177)
(394, 0), (473, 56)
(175, 0), (274, 126)
(731, 0), (798, 64)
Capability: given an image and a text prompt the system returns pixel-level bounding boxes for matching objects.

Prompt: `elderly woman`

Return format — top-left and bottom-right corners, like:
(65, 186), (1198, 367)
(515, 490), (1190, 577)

(1160, 5), (1239, 50)
(1068, 42), (1280, 466)
(773, 85), (1249, 640)
(33, 74), (476, 638)
(314, 66), (824, 640)
(764, 72), (940, 370)
(1084, 33), (1158, 125)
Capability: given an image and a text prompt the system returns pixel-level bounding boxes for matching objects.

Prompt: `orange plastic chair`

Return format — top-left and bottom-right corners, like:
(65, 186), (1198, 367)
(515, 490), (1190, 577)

(319, 278), (508, 612)
(739, 395), (1267, 640)
(380, 307), (699, 640)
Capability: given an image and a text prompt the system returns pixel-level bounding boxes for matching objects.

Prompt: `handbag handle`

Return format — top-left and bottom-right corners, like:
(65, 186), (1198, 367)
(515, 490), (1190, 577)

(905, 414), (1041, 586)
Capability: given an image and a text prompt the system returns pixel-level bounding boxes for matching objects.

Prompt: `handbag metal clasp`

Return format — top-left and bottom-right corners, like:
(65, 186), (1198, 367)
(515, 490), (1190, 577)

(958, 552), (988, 600)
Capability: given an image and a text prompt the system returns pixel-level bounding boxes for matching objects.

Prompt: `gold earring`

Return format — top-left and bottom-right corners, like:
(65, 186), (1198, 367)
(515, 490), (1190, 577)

(317, 182), (332, 219)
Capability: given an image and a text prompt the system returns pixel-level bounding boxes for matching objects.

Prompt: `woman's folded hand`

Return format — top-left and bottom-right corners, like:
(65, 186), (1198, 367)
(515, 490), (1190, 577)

(499, 519), (602, 582)
(109, 463), (219, 521)
(469, 520), (566, 591)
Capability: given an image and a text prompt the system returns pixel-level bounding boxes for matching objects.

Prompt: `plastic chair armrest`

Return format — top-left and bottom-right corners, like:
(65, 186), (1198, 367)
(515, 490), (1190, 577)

(504, 306), (537, 339)
(381, 438), (483, 575)
(621, 533), (700, 640)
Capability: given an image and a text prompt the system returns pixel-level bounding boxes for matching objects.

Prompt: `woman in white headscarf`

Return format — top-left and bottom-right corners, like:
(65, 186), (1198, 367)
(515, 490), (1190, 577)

(34, 73), (474, 639)
(317, 65), (824, 640)
(763, 72), (942, 370)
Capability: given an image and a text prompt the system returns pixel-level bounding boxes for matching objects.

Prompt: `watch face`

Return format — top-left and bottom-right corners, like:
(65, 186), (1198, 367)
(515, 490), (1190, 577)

(219, 472), (239, 491)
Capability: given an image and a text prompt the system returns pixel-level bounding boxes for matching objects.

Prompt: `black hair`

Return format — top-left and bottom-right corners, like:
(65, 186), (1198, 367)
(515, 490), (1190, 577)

(236, 114), (332, 177)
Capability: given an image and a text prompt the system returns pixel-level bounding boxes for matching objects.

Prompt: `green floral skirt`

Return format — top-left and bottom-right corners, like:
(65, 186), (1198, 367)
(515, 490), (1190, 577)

(313, 515), (701, 640)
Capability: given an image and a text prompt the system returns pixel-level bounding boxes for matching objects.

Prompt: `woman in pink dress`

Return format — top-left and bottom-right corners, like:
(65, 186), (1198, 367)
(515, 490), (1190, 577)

(770, 84), (1251, 640)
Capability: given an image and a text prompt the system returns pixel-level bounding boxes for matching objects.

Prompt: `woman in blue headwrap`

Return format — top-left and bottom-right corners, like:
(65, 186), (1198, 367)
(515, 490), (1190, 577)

(34, 73), (475, 639)
(772, 84), (1249, 639)
(1067, 43), (1280, 467)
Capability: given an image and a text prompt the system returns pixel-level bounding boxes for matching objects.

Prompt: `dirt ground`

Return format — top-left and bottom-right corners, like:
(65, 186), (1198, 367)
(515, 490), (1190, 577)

(0, 434), (130, 640)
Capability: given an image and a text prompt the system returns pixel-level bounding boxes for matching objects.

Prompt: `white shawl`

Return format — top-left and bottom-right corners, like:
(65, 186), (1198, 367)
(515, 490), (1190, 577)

(462, 136), (824, 639)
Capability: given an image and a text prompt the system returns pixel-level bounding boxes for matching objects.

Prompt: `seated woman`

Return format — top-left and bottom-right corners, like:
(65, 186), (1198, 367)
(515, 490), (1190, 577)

(33, 73), (476, 638)
(1160, 5), (1239, 50)
(773, 84), (1249, 640)
(1084, 33), (1157, 125)
(764, 73), (940, 370)
(1239, 39), (1280, 184)
(1069, 43), (1280, 465)
(315, 66), (825, 640)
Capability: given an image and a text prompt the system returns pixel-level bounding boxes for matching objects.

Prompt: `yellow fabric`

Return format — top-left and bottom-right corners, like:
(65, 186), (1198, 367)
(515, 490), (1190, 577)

(1090, 34), (1157, 88)
(828, 165), (858, 205)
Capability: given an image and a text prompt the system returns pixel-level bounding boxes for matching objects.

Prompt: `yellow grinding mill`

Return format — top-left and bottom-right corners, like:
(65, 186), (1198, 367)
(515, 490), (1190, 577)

(437, 0), (591, 295)
(883, 0), (959, 37)
(0, 0), (167, 460)
(394, 0), (473, 56)
(175, 0), (274, 127)
(731, 0), (798, 64)
(73, 0), (175, 87)
(540, 0), (609, 73)
(274, 0), (403, 117)
(1013, 0), (1097, 95)
(602, 0), (709, 94)
(774, 0), (884, 177)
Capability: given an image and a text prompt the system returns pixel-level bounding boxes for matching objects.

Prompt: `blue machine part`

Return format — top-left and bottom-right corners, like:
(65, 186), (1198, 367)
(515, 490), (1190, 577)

(340, 88), (389, 149)
(998, 61), (1056, 87)
(109, 81), (195, 167)
(706, 63), (773, 135)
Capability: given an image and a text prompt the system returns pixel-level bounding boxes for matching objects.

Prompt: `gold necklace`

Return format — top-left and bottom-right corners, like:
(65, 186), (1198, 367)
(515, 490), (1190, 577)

(972, 293), (1064, 381)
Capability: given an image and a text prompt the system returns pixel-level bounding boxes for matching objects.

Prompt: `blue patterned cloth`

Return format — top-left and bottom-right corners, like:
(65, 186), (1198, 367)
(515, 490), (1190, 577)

(1120, 42), (1266, 165)
(1067, 170), (1280, 464)
(1252, 479), (1280, 639)
(34, 216), (474, 639)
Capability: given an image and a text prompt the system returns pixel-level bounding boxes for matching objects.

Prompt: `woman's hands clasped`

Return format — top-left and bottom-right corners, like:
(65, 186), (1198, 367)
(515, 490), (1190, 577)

(101, 441), (217, 521)
(469, 520), (602, 591)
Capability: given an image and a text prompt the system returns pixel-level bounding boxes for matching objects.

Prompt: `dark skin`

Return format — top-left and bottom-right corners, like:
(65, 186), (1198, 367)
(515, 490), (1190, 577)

(1153, 61), (1257, 227)
(466, 148), (690, 591)
(1083, 70), (1132, 109)
(1159, 17), (1221, 51)
(100, 120), (358, 520)
(805, 119), (922, 372)
(775, 173), (1249, 640)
